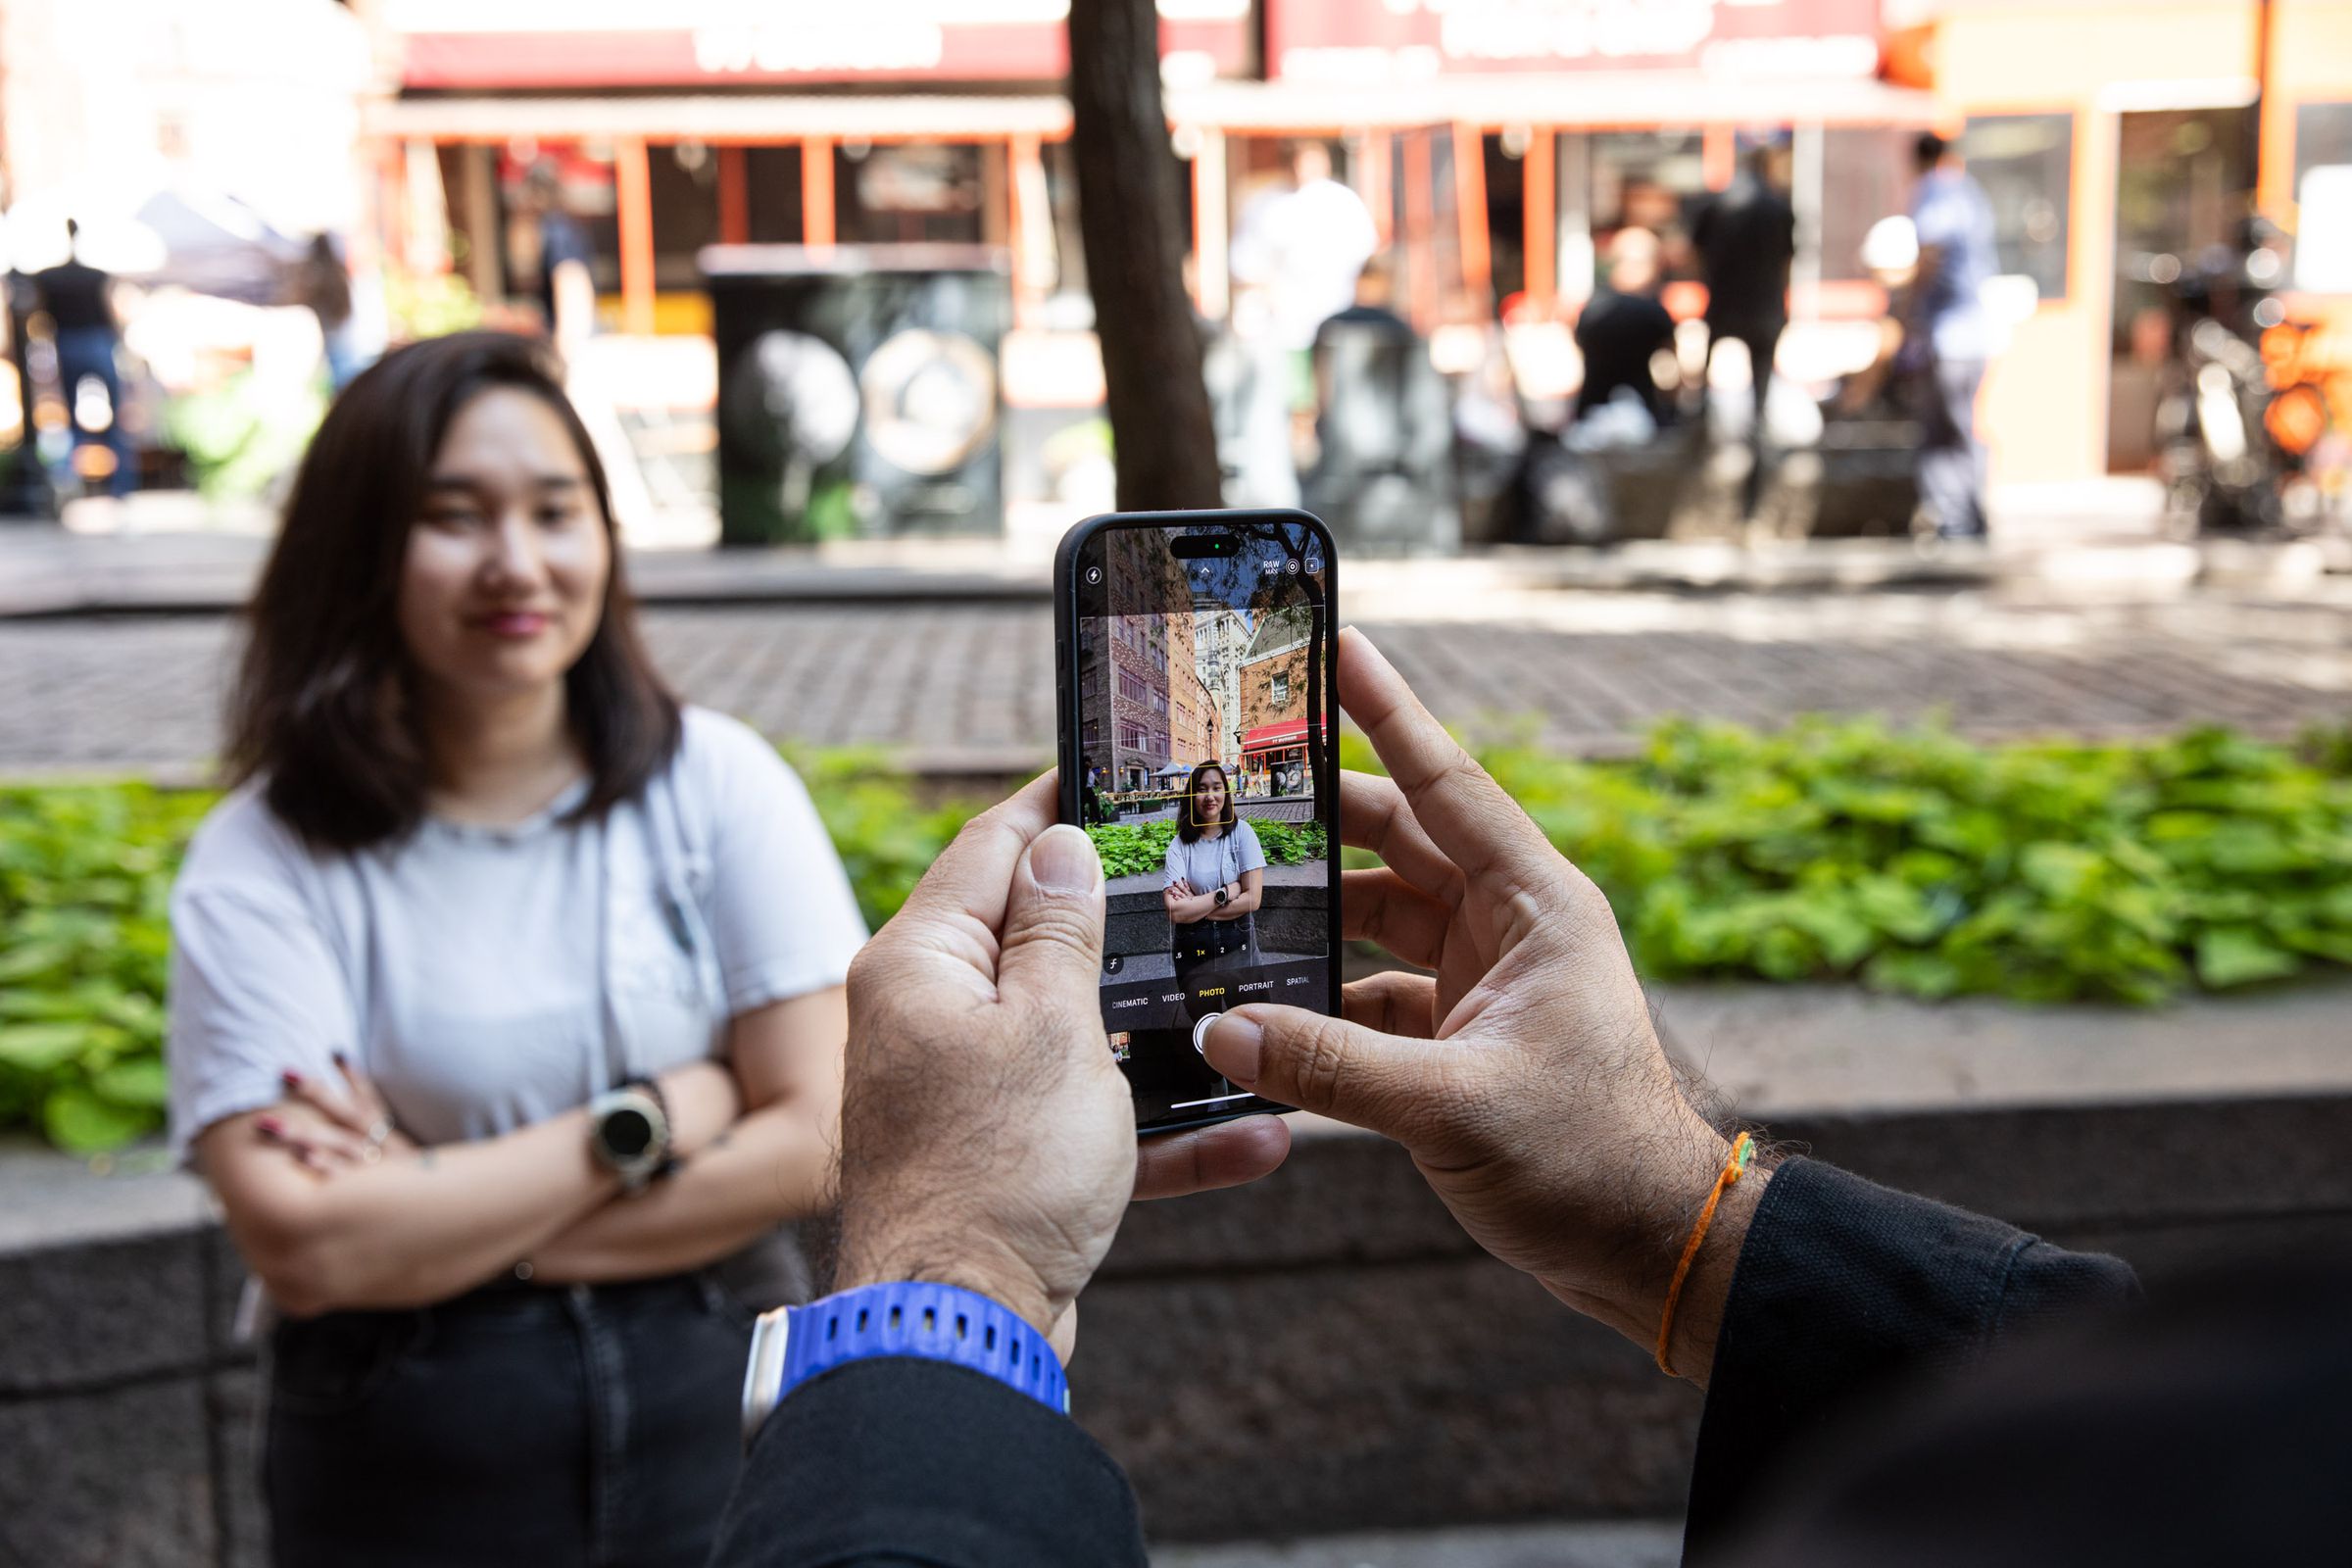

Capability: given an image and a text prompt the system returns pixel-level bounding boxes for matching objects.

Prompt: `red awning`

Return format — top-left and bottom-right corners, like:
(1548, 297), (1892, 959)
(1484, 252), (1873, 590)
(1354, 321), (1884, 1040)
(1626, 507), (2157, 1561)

(1241, 718), (1328, 754)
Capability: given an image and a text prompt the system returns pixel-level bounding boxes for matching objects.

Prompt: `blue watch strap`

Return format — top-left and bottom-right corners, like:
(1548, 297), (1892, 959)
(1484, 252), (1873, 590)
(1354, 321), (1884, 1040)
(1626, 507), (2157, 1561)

(752, 1282), (1068, 1433)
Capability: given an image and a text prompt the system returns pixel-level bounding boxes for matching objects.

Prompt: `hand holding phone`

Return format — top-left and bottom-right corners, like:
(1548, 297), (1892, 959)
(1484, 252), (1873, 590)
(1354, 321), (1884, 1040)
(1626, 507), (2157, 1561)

(1055, 511), (1341, 1136)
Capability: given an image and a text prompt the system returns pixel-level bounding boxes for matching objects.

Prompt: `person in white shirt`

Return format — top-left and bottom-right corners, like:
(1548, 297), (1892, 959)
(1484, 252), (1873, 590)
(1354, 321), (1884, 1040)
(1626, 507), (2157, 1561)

(1225, 141), (1381, 508)
(169, 331), (864, 1568)
(1162, 760), (1267, 1026)
(1230, 141), (1382, 354)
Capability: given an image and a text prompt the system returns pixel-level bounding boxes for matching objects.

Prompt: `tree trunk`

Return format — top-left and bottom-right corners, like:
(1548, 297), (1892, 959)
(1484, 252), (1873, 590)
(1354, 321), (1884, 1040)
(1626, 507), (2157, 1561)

(1066, 0), (1222, 513)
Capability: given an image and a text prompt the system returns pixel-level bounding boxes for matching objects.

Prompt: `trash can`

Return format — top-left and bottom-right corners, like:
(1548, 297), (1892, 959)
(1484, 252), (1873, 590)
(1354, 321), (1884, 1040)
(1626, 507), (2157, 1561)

(704, 244), (1011, 544)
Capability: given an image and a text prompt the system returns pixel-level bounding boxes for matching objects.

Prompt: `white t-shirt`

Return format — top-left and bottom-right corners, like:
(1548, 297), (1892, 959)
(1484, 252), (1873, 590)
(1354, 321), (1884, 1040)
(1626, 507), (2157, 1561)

(1160, 818), (1267, 895)
(167, 709), (865, 1159)
(1229, 177), (1380, 351)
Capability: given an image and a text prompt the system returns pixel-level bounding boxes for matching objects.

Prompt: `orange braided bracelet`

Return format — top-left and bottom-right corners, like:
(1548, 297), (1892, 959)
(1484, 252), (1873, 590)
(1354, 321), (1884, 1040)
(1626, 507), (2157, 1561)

(1654, 1132), (1756, 1378)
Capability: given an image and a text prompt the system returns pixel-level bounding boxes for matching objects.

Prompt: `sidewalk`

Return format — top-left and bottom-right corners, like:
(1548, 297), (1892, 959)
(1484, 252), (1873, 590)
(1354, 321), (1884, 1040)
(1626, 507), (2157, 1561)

(6, 480), (2351, 781)
(4, 479), (2346, 619)
(5, 578), (2348, 783)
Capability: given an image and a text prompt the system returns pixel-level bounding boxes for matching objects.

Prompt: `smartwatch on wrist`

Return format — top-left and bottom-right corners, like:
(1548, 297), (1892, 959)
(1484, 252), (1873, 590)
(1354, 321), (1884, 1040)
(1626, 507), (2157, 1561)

(1214, 883), (1231, 907)
(587, 1079), (674, 1194)
(741, 1281), (1068, 1445)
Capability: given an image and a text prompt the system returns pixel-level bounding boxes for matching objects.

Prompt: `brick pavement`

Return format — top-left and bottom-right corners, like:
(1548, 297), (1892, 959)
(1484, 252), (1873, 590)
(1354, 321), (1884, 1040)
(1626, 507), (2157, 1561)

(1, 590), (2347, 778)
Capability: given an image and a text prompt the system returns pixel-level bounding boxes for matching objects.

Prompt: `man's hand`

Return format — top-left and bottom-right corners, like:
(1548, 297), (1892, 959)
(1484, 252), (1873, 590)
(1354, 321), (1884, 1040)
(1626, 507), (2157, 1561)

(833, 773), (1289, 1353)
(1204, 631), (1758, 1381)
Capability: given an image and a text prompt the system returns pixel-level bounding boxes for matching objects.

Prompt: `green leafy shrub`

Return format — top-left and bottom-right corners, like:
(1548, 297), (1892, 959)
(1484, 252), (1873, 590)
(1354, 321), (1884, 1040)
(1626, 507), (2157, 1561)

(161, 373), (327, 502)
(1085, 817), (1329, 880)
(0, 785), (211, 1152)
(1346, 718), (2352, 1006)
(783, 748), (978, 930)
(7, 724), (2348, 1153)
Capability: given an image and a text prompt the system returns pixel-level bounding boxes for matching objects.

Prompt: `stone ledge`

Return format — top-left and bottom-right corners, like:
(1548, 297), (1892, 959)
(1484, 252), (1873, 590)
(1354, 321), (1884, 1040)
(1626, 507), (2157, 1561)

(1650, 978), (2352, 1118)
(6, 981), (2350, 1554)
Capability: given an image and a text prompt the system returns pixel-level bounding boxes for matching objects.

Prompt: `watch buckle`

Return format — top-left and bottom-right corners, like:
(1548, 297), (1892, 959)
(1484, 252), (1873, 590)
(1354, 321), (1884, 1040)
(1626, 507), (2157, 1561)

(741, 1305), (793, 1449)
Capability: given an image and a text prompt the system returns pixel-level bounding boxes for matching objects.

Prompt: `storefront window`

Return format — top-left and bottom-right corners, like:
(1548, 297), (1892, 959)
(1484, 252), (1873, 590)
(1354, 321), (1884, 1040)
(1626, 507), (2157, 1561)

(650, 142), (717, 291)
(1960, 114), (2073, 302)
(1484, 133), (1526, 307)
(1590, 131), (1706, 284)
(837, 142), (985, 246)
(492, 143), (620, 304)
(2293, 103), (2352, 290)
(1818, 127), (1912, 282)
(743, 147), (806, 245)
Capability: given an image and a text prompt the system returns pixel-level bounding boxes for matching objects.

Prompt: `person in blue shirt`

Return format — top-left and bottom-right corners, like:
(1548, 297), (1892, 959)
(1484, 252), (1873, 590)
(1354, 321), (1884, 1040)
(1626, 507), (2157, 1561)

(1906, 132), (2002, 539)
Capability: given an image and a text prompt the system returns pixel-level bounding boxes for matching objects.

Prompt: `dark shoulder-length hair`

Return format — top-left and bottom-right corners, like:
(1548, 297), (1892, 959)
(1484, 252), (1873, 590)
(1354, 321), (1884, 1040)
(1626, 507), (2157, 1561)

(225, 330), (680, 852)
(1177, 760), (1237, 844)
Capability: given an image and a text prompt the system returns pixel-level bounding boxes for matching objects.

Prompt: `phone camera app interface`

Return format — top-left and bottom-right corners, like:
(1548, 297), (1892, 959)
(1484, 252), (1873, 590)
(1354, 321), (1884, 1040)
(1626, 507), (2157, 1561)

(1074, 523), (1333, 1129)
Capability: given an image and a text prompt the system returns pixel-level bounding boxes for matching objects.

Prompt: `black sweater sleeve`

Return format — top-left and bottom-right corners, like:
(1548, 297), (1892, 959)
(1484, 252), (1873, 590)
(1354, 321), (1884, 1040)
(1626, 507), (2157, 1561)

(1684, 1157), (2139, 1560)
(710, 1357), (1148, 1568)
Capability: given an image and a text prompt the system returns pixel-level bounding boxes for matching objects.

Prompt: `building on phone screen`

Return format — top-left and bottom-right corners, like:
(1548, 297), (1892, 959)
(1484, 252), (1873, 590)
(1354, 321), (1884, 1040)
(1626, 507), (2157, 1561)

(1237, 607), (1322, 802)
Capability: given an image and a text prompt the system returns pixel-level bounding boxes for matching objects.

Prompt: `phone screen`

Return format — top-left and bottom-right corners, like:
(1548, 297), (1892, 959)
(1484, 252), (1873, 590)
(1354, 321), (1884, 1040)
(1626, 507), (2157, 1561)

(1065, 515), (1337, 1133)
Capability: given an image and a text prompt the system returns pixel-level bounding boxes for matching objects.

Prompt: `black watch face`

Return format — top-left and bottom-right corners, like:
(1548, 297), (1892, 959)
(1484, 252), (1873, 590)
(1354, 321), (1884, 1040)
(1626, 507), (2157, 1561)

(604, 1107), (656, 1158)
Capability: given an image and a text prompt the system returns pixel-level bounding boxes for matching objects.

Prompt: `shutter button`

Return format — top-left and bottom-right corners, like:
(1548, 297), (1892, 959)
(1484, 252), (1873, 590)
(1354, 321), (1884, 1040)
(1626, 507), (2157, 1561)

(1192, 1011), (1222, 1056)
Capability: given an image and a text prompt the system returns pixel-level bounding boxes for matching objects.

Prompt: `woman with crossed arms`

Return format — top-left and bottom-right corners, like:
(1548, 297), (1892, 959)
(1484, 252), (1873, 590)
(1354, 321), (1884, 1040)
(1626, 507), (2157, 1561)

(1162, 760), (1266, 1030)
(167, 333), (863, 1567)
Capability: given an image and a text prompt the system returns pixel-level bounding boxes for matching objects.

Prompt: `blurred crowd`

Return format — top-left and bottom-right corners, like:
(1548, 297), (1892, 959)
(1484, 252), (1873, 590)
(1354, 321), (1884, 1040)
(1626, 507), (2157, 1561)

(3, 212), (381, 510)
(1203, 132), (2004, 553)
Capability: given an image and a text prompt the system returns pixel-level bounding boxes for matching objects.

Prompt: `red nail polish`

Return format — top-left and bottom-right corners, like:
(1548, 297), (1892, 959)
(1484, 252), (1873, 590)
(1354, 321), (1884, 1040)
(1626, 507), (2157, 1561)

(257, 1115), (284, 1137)
(281, 1070), (304, 1090)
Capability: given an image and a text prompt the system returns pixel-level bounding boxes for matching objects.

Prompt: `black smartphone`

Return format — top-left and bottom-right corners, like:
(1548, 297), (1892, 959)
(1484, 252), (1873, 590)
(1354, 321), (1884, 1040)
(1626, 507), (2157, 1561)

(1054, 509), (1341, 1136)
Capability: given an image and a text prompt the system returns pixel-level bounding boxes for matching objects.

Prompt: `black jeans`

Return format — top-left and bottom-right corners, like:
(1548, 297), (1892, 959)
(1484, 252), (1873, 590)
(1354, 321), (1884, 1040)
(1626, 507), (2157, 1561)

(266, 1272), (756, 1568)
(1705, 319), (1787, 519)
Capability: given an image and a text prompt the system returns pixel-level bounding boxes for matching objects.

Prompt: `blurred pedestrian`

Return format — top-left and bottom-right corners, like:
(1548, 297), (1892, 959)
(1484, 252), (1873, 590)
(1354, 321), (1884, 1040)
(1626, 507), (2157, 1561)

(33, 219), (133, 497)
(293, 233), (366, 393)
(511, 163), (597, 359)
(1227, 141), (1380, 509)
(1573, 228), (1678, 429)
(509, 161), (657, 540)
(1305, 253), (1456, 551)
(1229, 140), (1380, 358)
(171, 332), (863, 1568)
(1905, 131), (2001, 539)
(1693, 142), (1796, 514)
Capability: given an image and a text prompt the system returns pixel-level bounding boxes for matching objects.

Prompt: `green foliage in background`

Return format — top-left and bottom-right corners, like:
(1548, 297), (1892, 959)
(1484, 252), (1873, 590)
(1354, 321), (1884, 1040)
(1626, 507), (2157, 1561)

(161, 372), (327, 502)
(783, 748), (977, 930)
(1344, 717), (2352, 1006)
(0, 785), (211, 1153)
(1084, 817), (1330, 880)
(7, 723), (2348, 1152)
(382, 271), (487, 342)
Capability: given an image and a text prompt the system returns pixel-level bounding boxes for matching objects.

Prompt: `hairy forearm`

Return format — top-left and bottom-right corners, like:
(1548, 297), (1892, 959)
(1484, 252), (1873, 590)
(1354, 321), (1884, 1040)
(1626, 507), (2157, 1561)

(528, 1101), (834, 1284)
(1660, 1163), (1769, 1389)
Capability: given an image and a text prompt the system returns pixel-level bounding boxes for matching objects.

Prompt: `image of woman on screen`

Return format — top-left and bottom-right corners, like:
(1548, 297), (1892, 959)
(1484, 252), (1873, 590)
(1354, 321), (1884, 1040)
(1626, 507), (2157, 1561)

(1163, 760), (1266, 1022)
